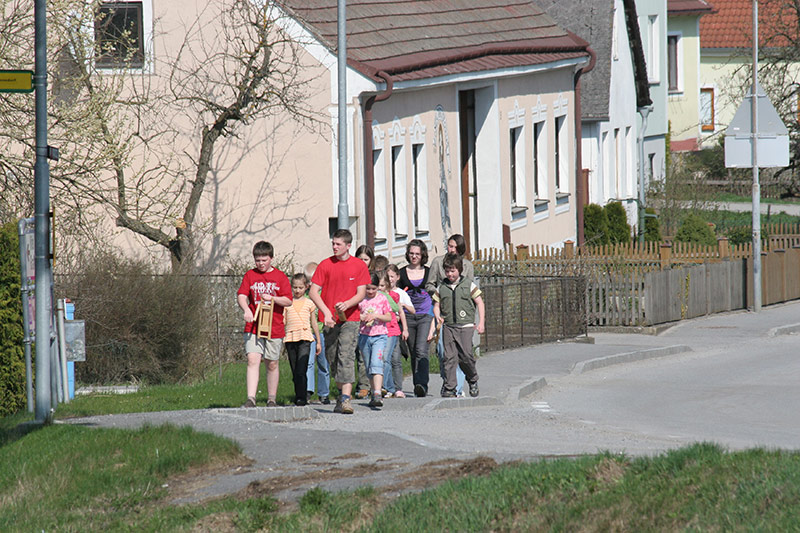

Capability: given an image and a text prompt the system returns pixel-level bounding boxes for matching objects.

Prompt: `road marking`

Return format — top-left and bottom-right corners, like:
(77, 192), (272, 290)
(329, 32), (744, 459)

(531, 401), (553, 413)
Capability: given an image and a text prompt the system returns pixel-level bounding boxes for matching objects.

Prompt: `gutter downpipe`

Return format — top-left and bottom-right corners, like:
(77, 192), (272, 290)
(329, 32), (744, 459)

(574, 47), (597, 246)
(362, 71), (394, 249)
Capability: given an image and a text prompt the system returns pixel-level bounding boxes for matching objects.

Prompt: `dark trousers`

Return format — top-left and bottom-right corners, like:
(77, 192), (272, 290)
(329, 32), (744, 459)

(285, 340), (310, 404)
(441, 324), (478, 391)
(405, 313), (433, 392)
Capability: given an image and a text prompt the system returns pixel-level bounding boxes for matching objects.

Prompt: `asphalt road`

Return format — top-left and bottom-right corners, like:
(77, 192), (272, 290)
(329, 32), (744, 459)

(66, 300), (800, 504)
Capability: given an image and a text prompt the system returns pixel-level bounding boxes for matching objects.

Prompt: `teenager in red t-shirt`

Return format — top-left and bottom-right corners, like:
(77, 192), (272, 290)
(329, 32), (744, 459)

(237, 241), (292, 407)
(309, 229), (370, 414)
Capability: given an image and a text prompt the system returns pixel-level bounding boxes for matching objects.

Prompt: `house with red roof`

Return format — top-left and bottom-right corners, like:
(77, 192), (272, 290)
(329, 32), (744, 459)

(699, 0), (800, 149)
(667, 0), (715, 152)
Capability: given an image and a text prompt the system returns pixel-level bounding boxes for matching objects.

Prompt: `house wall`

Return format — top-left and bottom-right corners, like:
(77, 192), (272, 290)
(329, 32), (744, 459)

(637, 0), (668, 182)
(582, 0), (639, 226)
(667, 15), (703, 150)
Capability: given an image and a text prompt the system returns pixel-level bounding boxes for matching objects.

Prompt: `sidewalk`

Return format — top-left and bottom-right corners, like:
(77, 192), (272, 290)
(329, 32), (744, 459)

(65, 300), (800, 505)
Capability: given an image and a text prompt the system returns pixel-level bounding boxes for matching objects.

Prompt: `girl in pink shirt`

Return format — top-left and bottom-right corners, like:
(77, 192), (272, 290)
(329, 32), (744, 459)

(357, 272), (392, 408)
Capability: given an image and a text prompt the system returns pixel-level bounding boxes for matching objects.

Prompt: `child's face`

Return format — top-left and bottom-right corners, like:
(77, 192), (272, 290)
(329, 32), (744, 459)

(445, 266), (461, 283)
(365, 284), (378, 299)
(378, 279), (390, 292)
(254, 254), (272, 273)
(387, 269), (399, 288)
(291, 280), (307, 299)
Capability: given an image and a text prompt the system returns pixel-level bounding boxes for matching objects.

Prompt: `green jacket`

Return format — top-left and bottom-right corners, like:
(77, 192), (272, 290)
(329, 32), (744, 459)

(435, 277), (481, 326)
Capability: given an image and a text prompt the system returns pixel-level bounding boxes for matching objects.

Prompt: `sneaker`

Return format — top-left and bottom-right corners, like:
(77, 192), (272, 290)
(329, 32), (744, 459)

(340, 396), (354, 414)
(241, 397), (257, 408)
(355, 389), (369, 399)
(414, 384), (427, 397)
(295, 398), (307, 407)
(394, 390), (406, 398)
(469, 382), (479, 397)
(267, 400), (278, 407)
(369, 393), (383, 408)
(441, 389), (457, 398)
(320, 396), (331, 405)
(381, 388), (388, 397)
(440, 384), (446, 396)
(334, 396), (343, 413)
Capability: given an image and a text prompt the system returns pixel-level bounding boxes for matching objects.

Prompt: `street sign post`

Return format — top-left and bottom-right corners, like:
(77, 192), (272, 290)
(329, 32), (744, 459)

(0, 70), (34, 93)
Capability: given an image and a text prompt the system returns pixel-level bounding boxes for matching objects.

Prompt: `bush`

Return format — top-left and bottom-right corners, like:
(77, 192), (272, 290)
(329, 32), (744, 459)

(584, 203), (610, 246)
(57, 253), (213, 385)
(604, 202), (631, 244)
(644, 207), (662, 242)
(675, 214), (717, 246)
(0, 222), (26, 416)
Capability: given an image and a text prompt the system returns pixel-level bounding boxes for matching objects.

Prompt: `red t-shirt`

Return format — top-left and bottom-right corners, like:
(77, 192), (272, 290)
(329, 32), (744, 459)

(311, 255), (371, 322)
(237, 267), (292, 337)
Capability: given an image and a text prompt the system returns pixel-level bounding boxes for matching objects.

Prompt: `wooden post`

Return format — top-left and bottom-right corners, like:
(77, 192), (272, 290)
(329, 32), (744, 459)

(718, 237), (730, 260)
(564, 240), (574, 259)
(660, 243), (672, 270)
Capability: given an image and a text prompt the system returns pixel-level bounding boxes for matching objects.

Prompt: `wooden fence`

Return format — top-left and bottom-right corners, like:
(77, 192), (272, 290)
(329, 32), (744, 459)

(475, 235), (800, 327)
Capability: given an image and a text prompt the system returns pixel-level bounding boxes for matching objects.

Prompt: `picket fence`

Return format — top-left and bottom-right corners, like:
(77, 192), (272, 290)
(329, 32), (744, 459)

(474, 231), (800, 327)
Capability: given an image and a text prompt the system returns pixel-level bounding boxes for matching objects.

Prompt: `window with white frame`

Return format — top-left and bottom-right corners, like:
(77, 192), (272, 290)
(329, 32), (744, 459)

(614, 128), (621, 198)
(700, 87), (715, 131)
(95, 1), (152, 70)
(533, 120), (545, 199)
(554, 114), (569, 194)
(411, 143), (429, 236)
(647, 15), (660, 83)
(667, 33), (681, 92)
(510, 126), (525, 206)
(626, 126), (633, 198)
(391, 145), (408, 239)
(373, 148), (388, 245)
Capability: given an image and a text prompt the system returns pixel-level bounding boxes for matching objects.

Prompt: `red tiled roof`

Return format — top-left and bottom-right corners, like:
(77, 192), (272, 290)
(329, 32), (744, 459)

(278, 0), (589, 81)
(668, 0), (714, 16)
(700, 0), (796, 49)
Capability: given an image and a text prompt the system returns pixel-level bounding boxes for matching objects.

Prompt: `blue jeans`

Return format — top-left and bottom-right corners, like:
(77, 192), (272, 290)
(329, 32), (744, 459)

(357, 334), (387, 376)
(307, 334), (330, 397)
(383, 335), (403, 393)
(438, 332), (464, 394)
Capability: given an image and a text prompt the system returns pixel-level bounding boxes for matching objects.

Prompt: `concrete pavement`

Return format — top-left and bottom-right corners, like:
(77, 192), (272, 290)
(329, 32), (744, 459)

(64, 299), (800, 505)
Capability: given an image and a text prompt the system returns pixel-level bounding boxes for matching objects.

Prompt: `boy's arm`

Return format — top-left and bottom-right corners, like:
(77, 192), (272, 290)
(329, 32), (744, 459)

(237, 293), (254, 323)
(335, 285), (367, 313)
(309, 282), (334, 327)
(474, 295), (485, 334)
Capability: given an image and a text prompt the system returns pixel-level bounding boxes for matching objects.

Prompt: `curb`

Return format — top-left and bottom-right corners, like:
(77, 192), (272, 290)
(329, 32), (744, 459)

(508, 377), (548, 401)
(422, 396), (504, 411)
(571, 345), (692, 375)
(768, 323), (800, 337)
(215, 405), (319, 421)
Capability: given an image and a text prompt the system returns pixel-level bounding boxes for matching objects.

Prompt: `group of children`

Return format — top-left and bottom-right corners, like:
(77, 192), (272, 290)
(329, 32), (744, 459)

(236, 230), (484, 414)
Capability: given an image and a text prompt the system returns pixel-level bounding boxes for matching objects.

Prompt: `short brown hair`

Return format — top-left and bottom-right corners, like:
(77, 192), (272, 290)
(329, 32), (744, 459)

(442, 252), (463, 273)
(253, 241), (274, 258)
(332, 228), (353, 244)
(405, 239), (429, 265)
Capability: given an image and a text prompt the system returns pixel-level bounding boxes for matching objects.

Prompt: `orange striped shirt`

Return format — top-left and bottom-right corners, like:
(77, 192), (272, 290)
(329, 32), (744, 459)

(283, 297), (317, 342)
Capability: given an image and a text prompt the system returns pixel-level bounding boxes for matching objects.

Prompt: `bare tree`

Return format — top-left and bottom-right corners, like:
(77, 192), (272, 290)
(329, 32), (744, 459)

(0, 0), (320, 270)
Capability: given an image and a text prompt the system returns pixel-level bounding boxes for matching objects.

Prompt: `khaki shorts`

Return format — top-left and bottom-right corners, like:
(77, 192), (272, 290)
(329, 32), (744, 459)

(323, 321), (359, 384)
(244, 333), (283, 361)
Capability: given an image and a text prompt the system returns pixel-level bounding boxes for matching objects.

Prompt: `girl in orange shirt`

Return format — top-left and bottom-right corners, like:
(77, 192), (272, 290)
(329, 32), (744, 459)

(284, 273), (322, 406)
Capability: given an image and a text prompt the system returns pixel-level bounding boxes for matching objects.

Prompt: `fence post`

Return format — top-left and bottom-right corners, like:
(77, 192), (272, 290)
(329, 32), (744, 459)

(564, 240), (574, 259)
(660, 243), (672, 270)
(717, 237), (730, 260)
(516, 244), (529, 260)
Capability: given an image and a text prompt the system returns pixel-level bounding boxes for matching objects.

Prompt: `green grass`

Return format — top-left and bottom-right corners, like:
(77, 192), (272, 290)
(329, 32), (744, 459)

(708, 192), (800, 206)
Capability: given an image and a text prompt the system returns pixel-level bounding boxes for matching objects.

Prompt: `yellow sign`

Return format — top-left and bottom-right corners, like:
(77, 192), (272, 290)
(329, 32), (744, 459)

(0, 70), (34, 93)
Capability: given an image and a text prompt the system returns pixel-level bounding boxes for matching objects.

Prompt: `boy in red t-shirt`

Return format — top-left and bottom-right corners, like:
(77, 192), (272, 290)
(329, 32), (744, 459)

(237, 241), (292, 407)
(309, 229), (370, 414)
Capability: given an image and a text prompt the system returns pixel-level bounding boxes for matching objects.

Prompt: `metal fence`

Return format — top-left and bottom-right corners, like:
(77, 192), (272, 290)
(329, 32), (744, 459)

(479, 275), (587, 352)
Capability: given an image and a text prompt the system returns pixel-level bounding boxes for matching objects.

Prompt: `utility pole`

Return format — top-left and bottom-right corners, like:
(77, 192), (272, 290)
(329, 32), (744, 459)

(337, 0), (348, 231)
(751, 0), (762, 312)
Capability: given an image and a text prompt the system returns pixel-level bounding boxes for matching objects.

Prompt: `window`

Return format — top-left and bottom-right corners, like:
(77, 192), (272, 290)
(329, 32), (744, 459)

(667, 34), (680, 92)
(95, 2), (144, 68)
(509, 126), (525, 206)
(700, 88), (715, 131)
(554, 115), (568, 192)
(647, 15), (660, 83)
(391, 145), (408, 239)
(533, 121), (544, 198)
(411, 143), (429, 236)
(614, 128), (621, 198)
(373, 148), (388, 245)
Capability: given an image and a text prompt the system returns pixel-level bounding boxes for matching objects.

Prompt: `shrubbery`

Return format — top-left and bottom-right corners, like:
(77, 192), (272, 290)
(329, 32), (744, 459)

(645, 207), (662, 242)
(57, 253), (214, 385)
(605, 201), (631, 244)
(675, 214), (717, 246)
(0, 222), (26, 416)
(584, 203), (610, 245)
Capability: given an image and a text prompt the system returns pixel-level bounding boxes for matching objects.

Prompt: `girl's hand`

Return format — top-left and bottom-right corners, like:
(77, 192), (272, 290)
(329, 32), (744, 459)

(315, 341), (322, 355)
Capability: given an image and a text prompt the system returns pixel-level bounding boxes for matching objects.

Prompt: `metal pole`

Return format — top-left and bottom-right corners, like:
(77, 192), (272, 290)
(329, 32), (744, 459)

(34, 0), (53, 422)
(337, 0), (349, 231)
(56, 299), (70, 404)
(637, 106), (651, 245)
(752, 0), (761, 312)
